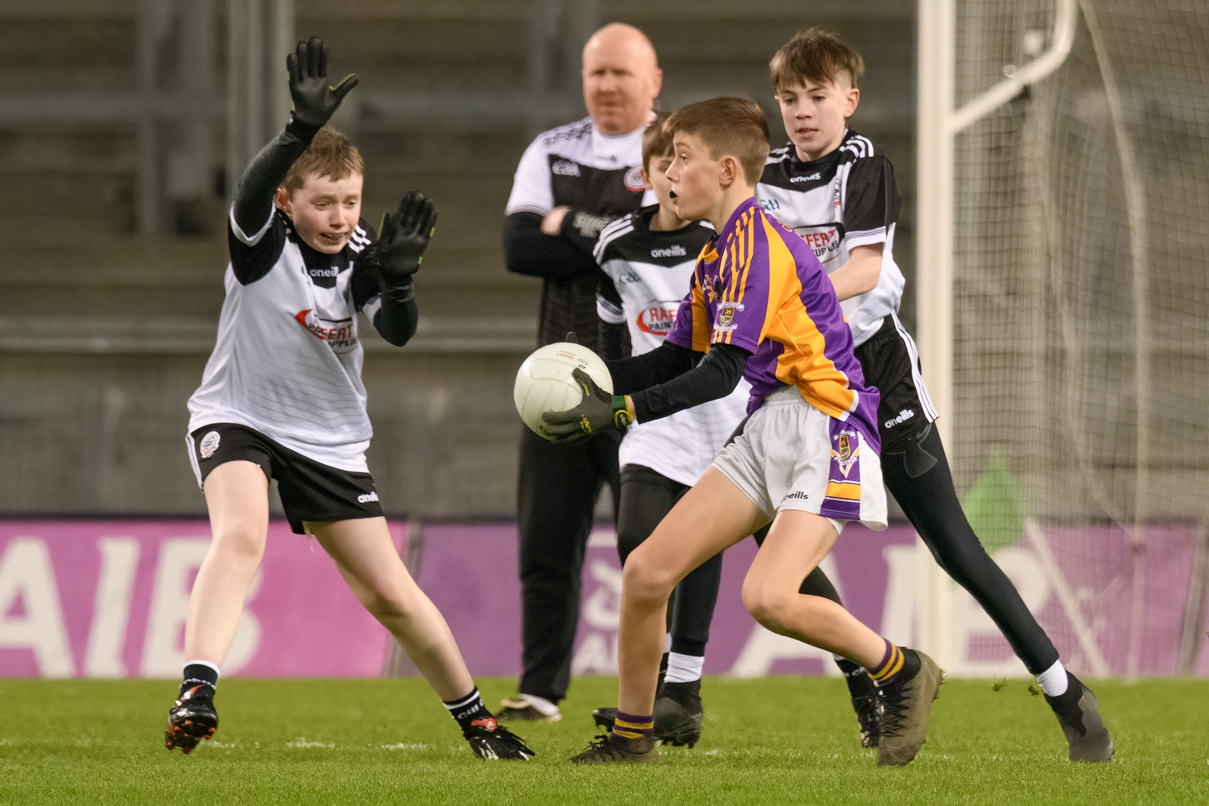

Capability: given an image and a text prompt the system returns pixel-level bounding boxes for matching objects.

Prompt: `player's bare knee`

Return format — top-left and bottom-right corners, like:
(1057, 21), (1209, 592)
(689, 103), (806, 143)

(209, 525), (266, 567)
(741, 580), (794, 632)
(622, 556), (676, 605)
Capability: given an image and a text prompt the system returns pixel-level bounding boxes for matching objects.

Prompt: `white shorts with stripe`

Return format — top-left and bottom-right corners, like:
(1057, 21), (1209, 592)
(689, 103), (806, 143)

(711, 386), (887, 533)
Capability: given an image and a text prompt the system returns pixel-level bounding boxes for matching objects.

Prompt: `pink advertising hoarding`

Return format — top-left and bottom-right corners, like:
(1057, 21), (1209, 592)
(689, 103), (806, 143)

(2, 519), (1207, 678)
(0, 520), (399, 678)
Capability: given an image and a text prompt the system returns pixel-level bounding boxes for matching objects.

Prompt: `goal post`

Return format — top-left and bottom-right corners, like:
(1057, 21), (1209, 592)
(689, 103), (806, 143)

(915, 0), (1209, 677)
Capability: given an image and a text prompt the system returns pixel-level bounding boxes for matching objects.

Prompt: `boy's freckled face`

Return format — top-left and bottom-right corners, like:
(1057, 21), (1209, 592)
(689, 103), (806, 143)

(776, 78), (860, 163)
(277, 172), (364, 255)
(665, 133), (722, 222)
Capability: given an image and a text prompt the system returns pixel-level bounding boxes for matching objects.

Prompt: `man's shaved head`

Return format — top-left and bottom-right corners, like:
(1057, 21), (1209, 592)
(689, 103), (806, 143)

(582, 23), (662, 135)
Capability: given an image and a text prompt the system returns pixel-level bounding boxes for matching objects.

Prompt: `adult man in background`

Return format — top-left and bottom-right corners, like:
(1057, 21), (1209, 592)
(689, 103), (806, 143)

(500, 22), (661, 722)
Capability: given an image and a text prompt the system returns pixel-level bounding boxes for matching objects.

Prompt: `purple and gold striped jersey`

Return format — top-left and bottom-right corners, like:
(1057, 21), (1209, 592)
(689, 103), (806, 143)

(665, 197), (880, 450)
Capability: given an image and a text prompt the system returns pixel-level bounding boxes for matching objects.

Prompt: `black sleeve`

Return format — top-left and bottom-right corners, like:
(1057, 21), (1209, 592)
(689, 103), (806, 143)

(843, 156), (901, 237)
(227, 120), (321, 285)
(628, 342), (750, 423)
(606, 339), (699, 395)
(559, 207), (614, 257)
(372, 286), (419, 347)
(503, 212), (601, 278)
(351, 223), (420, 348)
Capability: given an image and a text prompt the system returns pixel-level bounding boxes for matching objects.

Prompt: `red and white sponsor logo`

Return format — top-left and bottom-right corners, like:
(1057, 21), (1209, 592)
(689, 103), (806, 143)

(794, 225), (843, 263)
(294, 309), (358, 354)
(636, 302), (679, 336)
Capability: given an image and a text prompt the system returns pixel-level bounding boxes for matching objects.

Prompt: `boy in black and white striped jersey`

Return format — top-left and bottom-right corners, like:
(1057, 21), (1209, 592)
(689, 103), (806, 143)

(166, 37), (532, 763)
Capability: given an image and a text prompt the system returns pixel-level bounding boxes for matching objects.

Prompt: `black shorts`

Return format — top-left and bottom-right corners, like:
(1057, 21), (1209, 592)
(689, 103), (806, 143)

(187, 423), (384, 534)
(854, 315), (939, 451)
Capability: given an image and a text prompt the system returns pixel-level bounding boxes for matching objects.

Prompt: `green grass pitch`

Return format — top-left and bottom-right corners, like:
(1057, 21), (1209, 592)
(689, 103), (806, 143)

(1, 676), (1205, 805)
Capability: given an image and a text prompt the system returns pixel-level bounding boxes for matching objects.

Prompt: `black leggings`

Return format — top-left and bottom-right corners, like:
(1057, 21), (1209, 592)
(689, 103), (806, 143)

(881, 425), (1059, 673)
(616, 464), (723, 656)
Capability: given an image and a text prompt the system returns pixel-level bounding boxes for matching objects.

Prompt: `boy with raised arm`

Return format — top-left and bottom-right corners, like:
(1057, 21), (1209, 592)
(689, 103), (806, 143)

(164, 38), (532, 762)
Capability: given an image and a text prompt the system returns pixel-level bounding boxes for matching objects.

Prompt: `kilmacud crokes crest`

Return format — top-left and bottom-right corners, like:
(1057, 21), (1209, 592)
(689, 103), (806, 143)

(831, 431), (860, 477)
(714, 302), (743, 333)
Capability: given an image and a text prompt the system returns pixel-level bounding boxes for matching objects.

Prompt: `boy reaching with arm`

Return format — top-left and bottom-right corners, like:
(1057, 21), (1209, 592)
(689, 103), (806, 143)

(545, 98), (941, 768)
(165, 37), (532, 762)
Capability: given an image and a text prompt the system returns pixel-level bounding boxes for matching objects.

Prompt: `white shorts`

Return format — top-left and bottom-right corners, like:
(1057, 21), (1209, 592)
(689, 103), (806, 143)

(711, 386), (887, 532)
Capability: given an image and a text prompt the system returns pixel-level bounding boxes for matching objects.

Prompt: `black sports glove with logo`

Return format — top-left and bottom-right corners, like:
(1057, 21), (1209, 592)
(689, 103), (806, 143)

(541, 368), (634, 445)
(286, 37), (359, 133)
(377, 192), (438, 293)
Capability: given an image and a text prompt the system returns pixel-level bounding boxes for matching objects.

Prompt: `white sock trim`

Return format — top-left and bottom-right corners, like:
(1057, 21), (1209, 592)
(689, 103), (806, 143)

(663, 652), (705, 684)
(1035, 660), (1068, 697)
(443, 688), (481, 711)
(519, 693), (560, 716)
(183, 659), (221, 680)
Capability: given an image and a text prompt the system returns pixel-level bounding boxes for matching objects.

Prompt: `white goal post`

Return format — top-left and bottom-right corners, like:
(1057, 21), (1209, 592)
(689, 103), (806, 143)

(914, 0), (1209, 677)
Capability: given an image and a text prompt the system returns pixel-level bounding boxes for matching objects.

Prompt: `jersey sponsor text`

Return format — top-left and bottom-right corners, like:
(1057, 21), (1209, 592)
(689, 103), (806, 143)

(636, 302), (679, 336)
(294, 309), (358, 354)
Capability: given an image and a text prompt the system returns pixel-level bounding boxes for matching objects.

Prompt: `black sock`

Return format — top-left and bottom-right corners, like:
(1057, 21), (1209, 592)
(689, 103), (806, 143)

(659, 679), (701, 705)
(444, 687), (493, 734)
(837, 658), (877, 699)
(180, 663), (218, 698)
(1044, 673), (1087, 730)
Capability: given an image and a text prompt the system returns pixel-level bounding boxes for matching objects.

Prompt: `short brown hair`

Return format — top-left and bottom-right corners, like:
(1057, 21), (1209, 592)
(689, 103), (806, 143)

(281, 126), (364, 195)
(641, 111), (673, 171)
(664, 97), (770, 186)
(769, 28), (865, 92)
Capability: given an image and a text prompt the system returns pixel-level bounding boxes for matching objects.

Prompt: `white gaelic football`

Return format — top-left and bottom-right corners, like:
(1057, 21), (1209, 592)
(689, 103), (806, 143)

(514, 342), (613, 439)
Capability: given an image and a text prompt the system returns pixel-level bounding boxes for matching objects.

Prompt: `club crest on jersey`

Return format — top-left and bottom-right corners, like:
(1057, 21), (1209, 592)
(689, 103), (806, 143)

(637, 302), (679, 336)
(831, 431), (860, 477)
(199, 431), (221, 459)
(624, 166), (645, 192)
(714, 302), (743, 333)
(294, 309), (358, 354)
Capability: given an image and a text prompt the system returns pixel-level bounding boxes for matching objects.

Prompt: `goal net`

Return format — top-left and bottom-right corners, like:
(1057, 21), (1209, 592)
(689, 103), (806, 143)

(927, 0), (1209, 677)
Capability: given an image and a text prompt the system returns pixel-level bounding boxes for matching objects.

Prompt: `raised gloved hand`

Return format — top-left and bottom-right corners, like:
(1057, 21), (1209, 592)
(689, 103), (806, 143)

(377, 191), (438, 288)
(286, 37), (359, 130)
(541, 368), (633, 444)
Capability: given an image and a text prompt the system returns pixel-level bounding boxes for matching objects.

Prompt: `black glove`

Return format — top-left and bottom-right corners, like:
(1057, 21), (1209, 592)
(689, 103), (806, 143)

(541, 368), (633, 444)
(286, 37), (359, 130)
(377, 192), (438, 288)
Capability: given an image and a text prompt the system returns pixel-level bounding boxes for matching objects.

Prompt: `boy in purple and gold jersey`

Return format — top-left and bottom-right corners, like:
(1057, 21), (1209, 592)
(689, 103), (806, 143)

(543, 98), (941, 767)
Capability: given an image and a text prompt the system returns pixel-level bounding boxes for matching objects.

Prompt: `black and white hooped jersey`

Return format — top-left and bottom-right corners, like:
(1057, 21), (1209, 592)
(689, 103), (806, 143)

(505, 116), (655, 349)
(757, 129), (905, 347)
(595, 206), (749, 487)
(187, 205), (384, 473)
